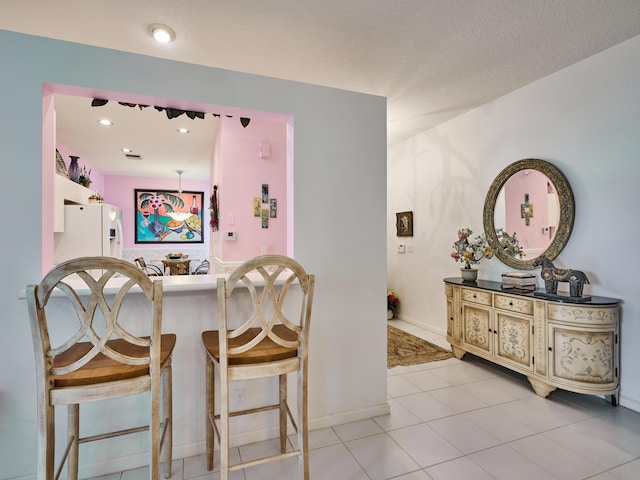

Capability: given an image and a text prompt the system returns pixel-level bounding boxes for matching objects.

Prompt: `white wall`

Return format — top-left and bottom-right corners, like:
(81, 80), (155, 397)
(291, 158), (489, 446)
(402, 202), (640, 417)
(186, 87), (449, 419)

(0, 30), (388, 479)
(388, 34), (640, 411)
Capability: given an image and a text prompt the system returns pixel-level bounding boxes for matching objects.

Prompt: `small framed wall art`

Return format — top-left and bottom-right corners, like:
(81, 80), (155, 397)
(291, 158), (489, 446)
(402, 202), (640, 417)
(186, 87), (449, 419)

(396, 211), (413, 237)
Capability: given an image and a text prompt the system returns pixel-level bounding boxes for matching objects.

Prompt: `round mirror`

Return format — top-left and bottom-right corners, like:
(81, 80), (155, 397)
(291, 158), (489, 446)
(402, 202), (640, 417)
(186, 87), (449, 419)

(483, 158), (575, 270)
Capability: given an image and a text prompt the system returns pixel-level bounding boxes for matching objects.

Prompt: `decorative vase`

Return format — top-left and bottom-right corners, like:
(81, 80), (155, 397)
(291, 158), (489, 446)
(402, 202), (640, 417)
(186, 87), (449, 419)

(387, 309), (394, 320)
(460, 268), (478, 282)
(68, 156), (80, 183)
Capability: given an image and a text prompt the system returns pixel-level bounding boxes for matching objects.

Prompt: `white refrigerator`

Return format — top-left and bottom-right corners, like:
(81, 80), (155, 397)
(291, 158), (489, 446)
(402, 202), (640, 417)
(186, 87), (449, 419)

(54, 204), (123, 264)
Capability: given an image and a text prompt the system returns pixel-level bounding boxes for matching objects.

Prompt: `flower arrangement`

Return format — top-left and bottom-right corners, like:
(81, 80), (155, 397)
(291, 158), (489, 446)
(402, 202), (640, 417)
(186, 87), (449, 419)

(451, 228), (493, 269)
(451, 227), (524, 270)
(496, 228), (524, 259)
(387, 289), (400, 317)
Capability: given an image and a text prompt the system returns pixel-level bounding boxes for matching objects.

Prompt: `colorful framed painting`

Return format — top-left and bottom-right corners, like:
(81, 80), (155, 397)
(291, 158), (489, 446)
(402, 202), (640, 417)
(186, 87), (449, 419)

(261, 209), (269, 228)
(135, 189), (204, 244)
(261, 184), (269, 203)
(396, 211), (413, 237)
(253, 197), (261, 217)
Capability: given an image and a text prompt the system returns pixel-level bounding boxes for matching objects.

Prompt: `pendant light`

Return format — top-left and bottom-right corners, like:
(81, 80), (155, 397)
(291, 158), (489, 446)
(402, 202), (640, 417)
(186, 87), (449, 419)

(168, 170), (192, 221)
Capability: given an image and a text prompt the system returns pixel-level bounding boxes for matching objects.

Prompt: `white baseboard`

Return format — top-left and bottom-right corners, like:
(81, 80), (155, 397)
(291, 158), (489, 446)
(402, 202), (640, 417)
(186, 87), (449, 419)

(395, 314), (447, 337)
(619, 393), (640, 413)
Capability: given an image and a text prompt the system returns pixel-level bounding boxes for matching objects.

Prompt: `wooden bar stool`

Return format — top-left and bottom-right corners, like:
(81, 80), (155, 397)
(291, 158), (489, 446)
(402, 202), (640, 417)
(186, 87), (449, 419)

(26, 256), (175, 480)
(201, 254), (315, 479)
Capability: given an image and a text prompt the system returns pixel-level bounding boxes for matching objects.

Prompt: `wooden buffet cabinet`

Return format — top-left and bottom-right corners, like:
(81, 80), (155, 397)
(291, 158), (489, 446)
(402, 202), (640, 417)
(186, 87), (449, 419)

(444, 278), (621, 405)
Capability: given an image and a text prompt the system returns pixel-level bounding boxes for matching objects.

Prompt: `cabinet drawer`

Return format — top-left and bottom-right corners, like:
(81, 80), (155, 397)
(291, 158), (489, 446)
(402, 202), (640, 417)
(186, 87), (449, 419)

(494, 294), (534, 315)
(547, 304), (619, 325)
(445, 283), (453, 299)
(461, 288), (492, 306)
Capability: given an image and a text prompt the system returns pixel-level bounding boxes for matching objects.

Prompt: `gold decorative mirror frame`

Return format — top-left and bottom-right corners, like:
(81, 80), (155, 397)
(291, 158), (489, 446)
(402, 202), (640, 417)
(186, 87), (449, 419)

(483, 158), (575, 270)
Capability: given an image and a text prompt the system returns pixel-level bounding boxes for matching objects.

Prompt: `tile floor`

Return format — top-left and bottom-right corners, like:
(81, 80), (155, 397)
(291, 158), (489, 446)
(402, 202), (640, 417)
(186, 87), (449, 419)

(99, 319), (640, 480)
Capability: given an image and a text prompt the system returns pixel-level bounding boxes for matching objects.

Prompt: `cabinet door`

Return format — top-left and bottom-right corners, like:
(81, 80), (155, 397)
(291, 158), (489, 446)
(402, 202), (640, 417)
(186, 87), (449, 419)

(548, 323), (617, 388)
(495, 310), (533, 371)
(461, 303), (492, 355)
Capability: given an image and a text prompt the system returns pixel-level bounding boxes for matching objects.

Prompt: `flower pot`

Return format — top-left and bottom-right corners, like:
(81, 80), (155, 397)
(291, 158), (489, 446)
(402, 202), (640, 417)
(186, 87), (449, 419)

(387, 309), (394, 320)
(460, 268), (478, 282)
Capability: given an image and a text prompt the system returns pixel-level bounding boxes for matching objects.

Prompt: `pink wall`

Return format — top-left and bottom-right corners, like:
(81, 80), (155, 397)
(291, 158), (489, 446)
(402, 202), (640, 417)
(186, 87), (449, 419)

(504, 169), (552, 250)
(215, 117), (287, 262)
(103, 174), (210, 249)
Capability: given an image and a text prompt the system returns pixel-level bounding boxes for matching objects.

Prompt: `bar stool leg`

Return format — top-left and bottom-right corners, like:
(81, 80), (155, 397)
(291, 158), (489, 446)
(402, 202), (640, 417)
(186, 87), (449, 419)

(205, 356), (215, 471)
(68, 404), (79, 480)
(163, 362), (173, 478)
(279, 375), (287, 453)
(220, 369), (229, 480)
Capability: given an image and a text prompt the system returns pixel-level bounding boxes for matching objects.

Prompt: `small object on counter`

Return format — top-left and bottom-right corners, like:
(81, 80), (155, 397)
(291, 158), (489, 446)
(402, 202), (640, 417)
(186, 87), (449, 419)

(501, 271), (536, 288)
(88, 192), (105, 204)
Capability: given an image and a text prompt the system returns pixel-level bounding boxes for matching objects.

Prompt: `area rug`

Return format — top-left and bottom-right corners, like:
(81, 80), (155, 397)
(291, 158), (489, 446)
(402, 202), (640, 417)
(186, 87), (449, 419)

(387, 324), (454, 368)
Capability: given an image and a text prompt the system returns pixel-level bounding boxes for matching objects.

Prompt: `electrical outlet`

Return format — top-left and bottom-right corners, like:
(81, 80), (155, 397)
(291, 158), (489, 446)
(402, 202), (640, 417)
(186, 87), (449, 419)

(232, 388), (246, 408)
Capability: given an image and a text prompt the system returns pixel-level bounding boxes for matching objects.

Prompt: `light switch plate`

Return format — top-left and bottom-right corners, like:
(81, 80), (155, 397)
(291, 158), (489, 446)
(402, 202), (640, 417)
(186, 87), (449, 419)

(397, 244), (405, 253)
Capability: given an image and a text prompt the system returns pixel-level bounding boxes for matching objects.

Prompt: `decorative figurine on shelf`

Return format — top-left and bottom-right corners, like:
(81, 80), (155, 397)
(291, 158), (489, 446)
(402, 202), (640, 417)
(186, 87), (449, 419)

(532, 255), (590, 297)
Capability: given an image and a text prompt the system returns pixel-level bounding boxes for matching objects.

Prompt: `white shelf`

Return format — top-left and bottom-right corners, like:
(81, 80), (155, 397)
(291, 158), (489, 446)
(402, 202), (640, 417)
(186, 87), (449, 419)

(54, 174), (95, 232)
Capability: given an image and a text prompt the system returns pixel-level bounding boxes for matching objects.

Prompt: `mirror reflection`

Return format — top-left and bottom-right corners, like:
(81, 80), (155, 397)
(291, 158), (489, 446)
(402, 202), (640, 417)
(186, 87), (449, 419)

(483, 158), (574, 270)
(493, 169), (560, 259)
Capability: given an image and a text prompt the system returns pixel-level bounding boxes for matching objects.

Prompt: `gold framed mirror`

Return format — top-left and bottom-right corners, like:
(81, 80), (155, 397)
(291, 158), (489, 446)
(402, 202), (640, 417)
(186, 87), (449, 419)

(483, 158), (574, 270)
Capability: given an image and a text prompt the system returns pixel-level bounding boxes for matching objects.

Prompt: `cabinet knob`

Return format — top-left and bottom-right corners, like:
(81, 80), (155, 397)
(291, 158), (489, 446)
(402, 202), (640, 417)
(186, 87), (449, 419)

(548, 347), (553, 352)
(509, 302), (513, 306)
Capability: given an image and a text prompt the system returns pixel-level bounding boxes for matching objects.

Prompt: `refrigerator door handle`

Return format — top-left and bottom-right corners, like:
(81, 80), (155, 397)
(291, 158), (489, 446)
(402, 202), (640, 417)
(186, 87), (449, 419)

(114, 217), (124, 259)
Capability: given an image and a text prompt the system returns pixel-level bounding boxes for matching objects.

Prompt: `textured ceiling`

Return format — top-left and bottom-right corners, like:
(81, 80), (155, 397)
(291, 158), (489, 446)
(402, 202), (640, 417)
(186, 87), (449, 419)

(2, 1), (640, 177)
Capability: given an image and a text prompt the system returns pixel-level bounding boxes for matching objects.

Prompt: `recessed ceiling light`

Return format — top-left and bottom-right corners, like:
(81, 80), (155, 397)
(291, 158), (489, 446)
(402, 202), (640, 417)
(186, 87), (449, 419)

(177, 128), (190, 134)
(148, 24), (176, 44)
(122, 147), (132, 153)
(98, 119), (113, 126)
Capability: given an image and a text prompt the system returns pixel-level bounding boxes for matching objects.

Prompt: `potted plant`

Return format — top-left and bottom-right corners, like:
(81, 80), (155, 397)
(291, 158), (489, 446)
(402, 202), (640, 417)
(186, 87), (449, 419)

(451, 227), (524, 281)
(387, 289), (400, 320)
(78, 166), (92, 188)
(450, 228), (493, 281)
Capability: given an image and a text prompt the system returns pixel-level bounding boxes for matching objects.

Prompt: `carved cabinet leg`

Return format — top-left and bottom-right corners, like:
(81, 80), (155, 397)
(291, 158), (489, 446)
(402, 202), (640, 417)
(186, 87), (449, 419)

(451, 345), (466, 360)
(527, 376), (556, 398)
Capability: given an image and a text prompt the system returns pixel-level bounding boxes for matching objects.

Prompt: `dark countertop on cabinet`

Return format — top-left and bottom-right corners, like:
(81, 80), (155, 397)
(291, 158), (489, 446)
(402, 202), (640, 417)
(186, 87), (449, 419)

(444, 277), (621, 306)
